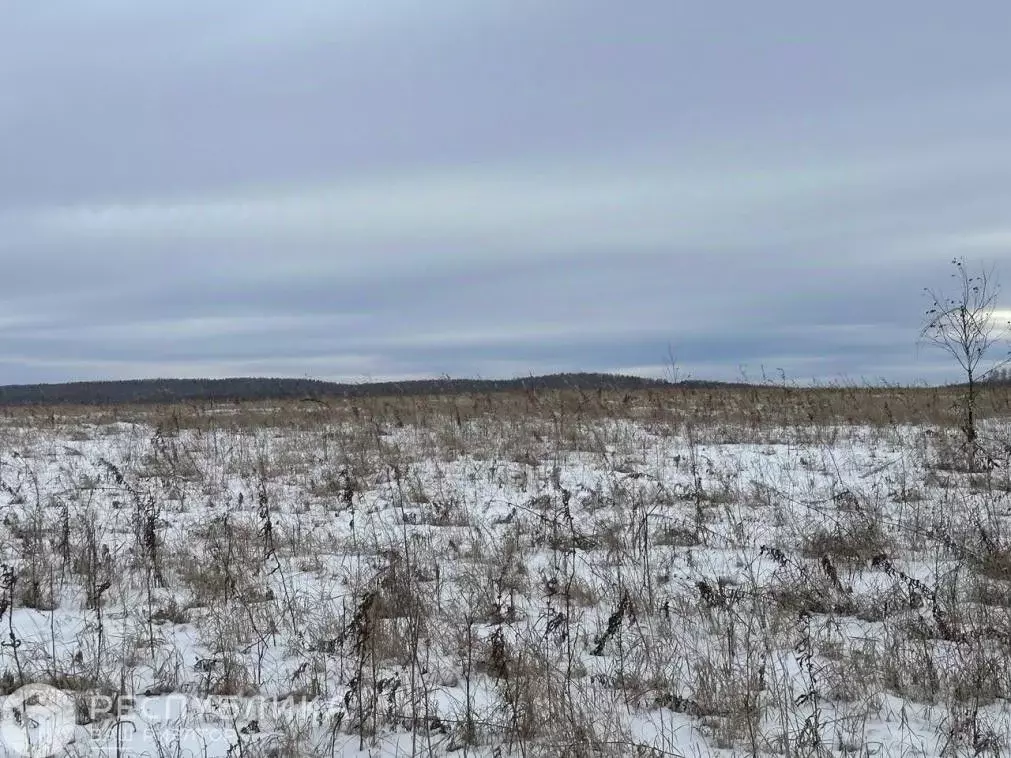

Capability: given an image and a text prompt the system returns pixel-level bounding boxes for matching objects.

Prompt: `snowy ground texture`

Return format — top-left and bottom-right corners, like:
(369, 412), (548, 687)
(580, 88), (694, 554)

(0, 387), (1010, 757)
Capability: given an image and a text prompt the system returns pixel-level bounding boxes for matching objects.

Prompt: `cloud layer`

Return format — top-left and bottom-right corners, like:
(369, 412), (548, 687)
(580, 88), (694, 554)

(3, 1), (1011, 384)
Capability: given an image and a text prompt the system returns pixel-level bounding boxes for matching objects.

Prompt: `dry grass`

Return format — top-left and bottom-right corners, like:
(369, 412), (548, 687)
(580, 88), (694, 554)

(0, 385), (1009, 755)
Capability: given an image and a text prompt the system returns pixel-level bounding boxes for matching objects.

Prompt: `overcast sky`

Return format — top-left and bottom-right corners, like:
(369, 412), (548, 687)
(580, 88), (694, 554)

(2, 2), (1011, 385)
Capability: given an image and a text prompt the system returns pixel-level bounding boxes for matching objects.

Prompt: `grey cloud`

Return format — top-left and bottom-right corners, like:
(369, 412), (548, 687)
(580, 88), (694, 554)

(3, 1), (1011, 385)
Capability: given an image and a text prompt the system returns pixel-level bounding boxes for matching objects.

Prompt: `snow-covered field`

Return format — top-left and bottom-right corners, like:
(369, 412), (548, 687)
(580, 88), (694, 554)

(0, 389), (1009, 757)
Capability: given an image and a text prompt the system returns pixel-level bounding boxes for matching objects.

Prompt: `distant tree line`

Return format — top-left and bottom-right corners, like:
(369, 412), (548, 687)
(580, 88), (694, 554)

(0, 373), (672, 407)
(986, 368), (1011, 385)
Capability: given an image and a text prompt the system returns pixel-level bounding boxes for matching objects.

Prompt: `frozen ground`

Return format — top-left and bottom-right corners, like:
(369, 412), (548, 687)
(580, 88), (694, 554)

(0, 391), (1009, 757)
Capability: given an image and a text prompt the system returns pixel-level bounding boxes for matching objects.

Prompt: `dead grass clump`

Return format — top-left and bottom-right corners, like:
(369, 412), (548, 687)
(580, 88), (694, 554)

(802, 514), (891, 563)
(763, 547), (859, 617)
(149, 596), (192, 625)
(372, 550), (427, 621)
(401, 497), (470, 527)
(853, 583), (915, 622)
(197, 653), (258, 697)
(975, 543), (1011, 583)
(175, 516), (263, 605)
(970, 575), (1011, 607)
(880, 632), (943, 703)
(767, 577), (858, 618)
(947, 644), (1011, 704)
(938, 703), (1007, 758)
(16, 569), (58, 611)
(653, 521), (703, 547)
